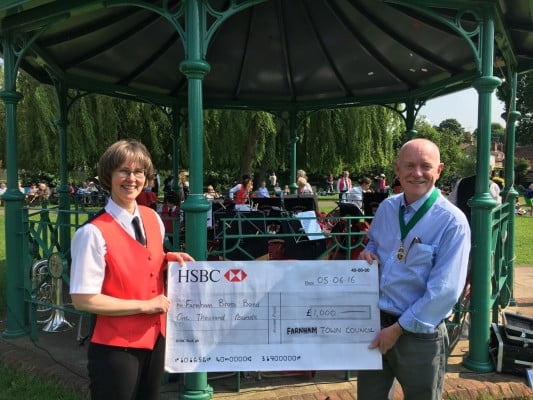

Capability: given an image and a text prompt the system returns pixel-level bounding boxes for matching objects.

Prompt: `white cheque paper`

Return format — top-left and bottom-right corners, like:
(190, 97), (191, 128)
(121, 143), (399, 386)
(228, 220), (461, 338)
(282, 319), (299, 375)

(165, 260), (381, 372)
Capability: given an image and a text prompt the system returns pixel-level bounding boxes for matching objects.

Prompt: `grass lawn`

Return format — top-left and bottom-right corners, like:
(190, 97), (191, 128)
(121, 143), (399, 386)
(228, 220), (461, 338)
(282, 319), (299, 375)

(0, 364), (83, 400)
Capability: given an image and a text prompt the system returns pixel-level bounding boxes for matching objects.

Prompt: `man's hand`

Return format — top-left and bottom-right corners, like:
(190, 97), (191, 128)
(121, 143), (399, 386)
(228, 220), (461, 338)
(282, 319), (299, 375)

(166, 252), (195, 266)
(359, 250), (379, 265)
(368, 322), (403, 354)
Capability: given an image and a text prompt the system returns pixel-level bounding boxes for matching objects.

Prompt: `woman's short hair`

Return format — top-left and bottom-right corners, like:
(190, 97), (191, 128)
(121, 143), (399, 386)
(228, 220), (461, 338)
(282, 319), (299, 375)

(97, 139), (154, 192)
(297, 176), (307, 186)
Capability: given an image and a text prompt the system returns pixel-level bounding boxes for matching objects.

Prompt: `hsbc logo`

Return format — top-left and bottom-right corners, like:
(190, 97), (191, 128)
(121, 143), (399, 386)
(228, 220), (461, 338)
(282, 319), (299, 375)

(176, 269), (221, 283)
(224, 269), (247, 282)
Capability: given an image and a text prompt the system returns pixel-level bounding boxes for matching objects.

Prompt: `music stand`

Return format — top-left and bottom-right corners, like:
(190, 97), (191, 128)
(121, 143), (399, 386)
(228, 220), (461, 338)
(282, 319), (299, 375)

(363, 192), (388, 216)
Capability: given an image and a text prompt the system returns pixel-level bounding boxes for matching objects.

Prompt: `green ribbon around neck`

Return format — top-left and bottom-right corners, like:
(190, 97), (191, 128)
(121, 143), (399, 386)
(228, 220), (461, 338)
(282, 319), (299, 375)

(399, 188), (439, 241)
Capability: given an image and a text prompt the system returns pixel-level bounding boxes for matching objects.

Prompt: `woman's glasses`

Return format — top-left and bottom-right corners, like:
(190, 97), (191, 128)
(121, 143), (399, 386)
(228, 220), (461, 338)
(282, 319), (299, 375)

(116, 168), (146, 179)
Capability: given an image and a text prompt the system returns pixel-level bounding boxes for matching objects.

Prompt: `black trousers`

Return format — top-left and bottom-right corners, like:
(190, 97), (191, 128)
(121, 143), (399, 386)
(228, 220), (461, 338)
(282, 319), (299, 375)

(87, 334), (165, 400)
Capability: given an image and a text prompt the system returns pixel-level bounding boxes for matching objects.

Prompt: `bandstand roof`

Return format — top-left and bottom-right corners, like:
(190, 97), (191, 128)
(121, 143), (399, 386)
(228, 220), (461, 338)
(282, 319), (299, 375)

(1, 0), (532, 110)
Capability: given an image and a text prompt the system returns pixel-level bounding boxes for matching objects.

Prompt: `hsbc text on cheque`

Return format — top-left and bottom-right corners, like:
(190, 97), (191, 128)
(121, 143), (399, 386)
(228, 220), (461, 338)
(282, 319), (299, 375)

(165, 260), (382, 373)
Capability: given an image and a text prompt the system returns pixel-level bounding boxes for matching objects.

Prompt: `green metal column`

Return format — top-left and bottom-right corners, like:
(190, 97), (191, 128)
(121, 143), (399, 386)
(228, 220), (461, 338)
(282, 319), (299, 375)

(405, 99), (418, 139)
(289, 110), (298, 194)
(171, 106), (182, 194)
(53, 81), (72, 254)
(170, 106), (182, 251)
(463, 7), (501, 373)
(501, 71), (520, 306)
(1, 34), (28, 338)
(178, 1), (213, 399)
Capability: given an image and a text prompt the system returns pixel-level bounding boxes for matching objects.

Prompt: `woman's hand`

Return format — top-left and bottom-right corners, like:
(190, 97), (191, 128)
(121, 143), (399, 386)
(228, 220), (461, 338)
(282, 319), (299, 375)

(166, 252), (195, 266)
(143, 294), (171, 314)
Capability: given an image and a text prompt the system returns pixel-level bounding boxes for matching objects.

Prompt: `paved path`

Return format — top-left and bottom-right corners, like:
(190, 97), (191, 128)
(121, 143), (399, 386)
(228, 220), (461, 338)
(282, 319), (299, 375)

(1, 266), (533, 399)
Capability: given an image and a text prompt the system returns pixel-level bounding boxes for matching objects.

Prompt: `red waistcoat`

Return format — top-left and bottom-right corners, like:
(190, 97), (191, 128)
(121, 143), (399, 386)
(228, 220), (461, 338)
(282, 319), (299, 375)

(234, 184), (248, 204)
(160, 204), (179, 233)
(90, 206), (166, 349)
(338, 177), (351, 191)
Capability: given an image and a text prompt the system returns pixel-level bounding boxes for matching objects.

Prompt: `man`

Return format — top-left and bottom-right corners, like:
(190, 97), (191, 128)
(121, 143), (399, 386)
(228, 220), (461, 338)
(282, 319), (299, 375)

(269, 171), (277, 188)
(448, 162), (502, 225)
(358, 138), (470, 400)
(336, 170), (352, 201)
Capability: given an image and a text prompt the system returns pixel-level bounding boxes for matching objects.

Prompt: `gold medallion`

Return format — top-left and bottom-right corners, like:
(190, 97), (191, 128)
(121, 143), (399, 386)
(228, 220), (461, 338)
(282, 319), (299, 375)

(396, 245), (405, 261)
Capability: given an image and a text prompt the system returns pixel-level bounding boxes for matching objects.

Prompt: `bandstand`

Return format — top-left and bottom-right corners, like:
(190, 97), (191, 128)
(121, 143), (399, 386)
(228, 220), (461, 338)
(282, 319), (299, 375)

(1, 1), (533, 399)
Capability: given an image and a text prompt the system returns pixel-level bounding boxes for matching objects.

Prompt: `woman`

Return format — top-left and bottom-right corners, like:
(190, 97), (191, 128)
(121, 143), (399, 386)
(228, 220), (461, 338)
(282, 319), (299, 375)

(70, 140), (194, 400)
(343, 177), (372, 210)
(296, 176), (313, 195)
(203, 184), (221, 200)
(229, 175), (253, 204)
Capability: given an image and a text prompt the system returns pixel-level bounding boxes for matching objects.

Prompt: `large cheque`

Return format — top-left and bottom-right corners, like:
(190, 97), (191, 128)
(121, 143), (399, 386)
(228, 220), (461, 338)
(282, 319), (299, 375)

(165, 260), (381, 373)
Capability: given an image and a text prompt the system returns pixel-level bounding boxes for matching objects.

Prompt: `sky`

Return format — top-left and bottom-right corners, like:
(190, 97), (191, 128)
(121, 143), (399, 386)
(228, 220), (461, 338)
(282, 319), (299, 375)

(419, 88), (506, 132)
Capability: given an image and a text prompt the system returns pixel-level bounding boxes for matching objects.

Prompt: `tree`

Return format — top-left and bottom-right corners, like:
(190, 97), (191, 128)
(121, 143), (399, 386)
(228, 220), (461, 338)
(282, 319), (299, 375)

(471, 122), (505, 142)
(301, 106), (403, 181)
(497, 70), (533, 145)
(414, 117), (466, 187)
(514, 157), (531, 186)
(1, 73), (405, 188)
(436, 118), (465, 138)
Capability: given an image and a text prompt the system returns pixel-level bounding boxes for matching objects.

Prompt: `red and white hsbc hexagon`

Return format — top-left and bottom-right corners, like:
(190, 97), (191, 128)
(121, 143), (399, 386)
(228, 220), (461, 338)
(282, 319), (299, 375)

(224, 269), (247, 282)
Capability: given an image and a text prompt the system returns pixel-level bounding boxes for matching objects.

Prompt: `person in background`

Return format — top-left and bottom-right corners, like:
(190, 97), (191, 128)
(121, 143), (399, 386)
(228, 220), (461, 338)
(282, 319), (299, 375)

(178, 170), (189, 200)
(70, 139), (194, 400)
(269, 171), (277, 189)
(136, 186), (158, 211)
(160, 191), (181, 248)
(0, 182), (6, 206)
(515, 197), (527, 215)
(25, 183), (38, 204)
(325, 173), (335, 194)
(35, 182), (51, 203)
(296, 176), (313, 195)
(152, 170), (160, 196)
(378, 173), (387, 193)
(342, 177), (372, 210)
(203, 185), (221, 200)
(448, 163), (502, 225)
(273, 183), (282, 196)
(283, 184), (290, 195)
(257, 181), (270, 198)
(163, 174), (173, 195)
(337, 170), (352, 201)
(358, 138), (470, 400)
(391, 176), (402, 194)
(524, 182), (533, 216)
(229, 175), (253, 204)
(86, 181), (99, 206)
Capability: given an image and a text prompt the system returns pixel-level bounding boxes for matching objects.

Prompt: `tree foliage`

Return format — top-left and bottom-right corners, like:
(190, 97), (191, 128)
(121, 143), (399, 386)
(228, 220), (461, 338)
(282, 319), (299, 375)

(514, 157), (531, 185)
(437, 118), (465, 138)
(1, 72), (407, 188)
(414, 117), (466, 187)
(301, 106), (403, 182)
(497, 70), (533, 145)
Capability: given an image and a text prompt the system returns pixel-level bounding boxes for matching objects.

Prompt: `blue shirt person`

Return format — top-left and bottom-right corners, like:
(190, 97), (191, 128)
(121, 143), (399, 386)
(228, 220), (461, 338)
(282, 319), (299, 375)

(358, 138), (470, 400)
